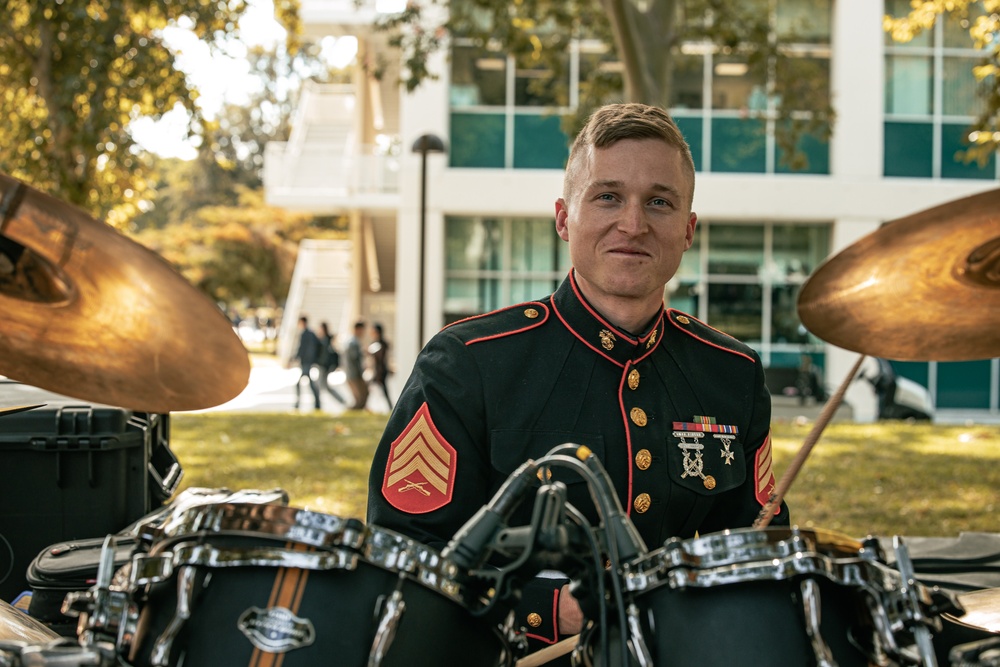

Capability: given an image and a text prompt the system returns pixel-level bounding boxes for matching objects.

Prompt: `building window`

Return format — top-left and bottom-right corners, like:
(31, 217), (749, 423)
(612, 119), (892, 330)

(883, 0), (998, 179)
(670, 220), (831, 369)
(449, 43), (573, 170)
(448, 0), (831, 174)
(444, 216), (571, 322)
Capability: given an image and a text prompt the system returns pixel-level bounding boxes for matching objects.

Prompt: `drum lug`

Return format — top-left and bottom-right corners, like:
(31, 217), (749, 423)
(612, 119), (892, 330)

(625, 603), (654, 667)
(368, 584), (407, 666)
(150, 564), (198, 667)
(892, 537), (939, 667)
(60, 534), (139, 658)
(799, 578), (838, 667)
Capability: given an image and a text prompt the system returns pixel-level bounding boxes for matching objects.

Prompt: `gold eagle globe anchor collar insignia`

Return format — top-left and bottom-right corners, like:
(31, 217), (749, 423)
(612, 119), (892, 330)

(552, 272), (667, 367)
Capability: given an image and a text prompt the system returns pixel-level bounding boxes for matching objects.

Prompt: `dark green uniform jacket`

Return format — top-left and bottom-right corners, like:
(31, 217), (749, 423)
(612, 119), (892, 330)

(367, 271), (789, 646)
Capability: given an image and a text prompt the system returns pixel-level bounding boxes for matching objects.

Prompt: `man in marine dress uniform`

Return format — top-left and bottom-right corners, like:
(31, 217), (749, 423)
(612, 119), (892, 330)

(367, 103), (788, 659)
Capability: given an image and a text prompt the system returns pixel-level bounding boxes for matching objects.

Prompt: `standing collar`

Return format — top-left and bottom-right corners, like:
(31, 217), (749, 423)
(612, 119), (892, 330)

(551, 271), (666, 368)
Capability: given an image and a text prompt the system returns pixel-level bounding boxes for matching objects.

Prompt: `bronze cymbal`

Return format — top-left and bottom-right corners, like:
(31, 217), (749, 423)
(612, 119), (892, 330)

(0, 172), (250, 413)
(0, 404), (45, 417)
(948, 587), (1000, 634)
(797, 188), (1000, 362)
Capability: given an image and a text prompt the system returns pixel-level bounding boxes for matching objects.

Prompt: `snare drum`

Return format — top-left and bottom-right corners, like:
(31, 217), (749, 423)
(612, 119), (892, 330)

(585, 527), (944, 667)
(117, 503), (512, 667)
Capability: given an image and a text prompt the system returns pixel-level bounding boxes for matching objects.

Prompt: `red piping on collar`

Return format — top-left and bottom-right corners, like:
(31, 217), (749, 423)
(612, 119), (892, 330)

(666, 310), (755, 364)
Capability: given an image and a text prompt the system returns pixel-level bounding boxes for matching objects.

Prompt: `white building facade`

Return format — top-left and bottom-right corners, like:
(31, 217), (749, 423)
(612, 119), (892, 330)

(265, 0), (1000, 423)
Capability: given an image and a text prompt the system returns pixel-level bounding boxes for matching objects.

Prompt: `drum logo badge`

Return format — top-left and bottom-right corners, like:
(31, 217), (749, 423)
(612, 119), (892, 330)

(238, 606), (316, 653)
(382, 402), (457, 514)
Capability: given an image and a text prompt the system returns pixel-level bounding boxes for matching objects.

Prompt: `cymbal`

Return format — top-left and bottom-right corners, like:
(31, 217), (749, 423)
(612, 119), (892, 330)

(948, 587), (1000, 634)
(0, 172), (250, 413)
(797, 188), (1000, 362)
(0, 404), (45, 417)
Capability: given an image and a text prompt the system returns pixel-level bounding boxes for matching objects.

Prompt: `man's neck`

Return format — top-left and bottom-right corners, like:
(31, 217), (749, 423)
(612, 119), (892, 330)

(573, 277), (662, 334)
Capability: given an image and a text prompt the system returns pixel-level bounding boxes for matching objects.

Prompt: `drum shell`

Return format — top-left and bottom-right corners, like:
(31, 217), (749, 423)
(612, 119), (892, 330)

(127, 532), (508, 667)
(630, 577), (872, 667)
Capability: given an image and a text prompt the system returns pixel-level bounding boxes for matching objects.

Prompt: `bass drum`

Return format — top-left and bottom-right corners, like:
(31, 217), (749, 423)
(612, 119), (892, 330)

(583, 526), (947, 666)
(120, 502), (513, 667)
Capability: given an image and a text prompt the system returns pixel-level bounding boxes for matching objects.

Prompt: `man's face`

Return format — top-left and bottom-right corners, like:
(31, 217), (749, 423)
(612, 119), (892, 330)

(555, 138), (697, 316)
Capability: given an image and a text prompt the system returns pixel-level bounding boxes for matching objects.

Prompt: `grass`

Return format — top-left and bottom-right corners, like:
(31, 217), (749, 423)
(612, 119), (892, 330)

(168, 412), (1000, 539)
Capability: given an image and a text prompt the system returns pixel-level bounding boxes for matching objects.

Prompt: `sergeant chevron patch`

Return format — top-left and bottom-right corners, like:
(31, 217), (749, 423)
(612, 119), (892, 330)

(754, 432), (779, 514)
(382, 402), (457, 513)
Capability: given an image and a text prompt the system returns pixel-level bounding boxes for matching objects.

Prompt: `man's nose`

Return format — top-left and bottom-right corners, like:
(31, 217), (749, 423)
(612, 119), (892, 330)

(617, 201), (649, 235)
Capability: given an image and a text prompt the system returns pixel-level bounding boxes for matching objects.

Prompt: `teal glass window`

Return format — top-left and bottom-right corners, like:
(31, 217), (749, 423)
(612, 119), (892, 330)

(941, 122), (996, 179)
(884, 121), (933, 177)
(937, 360), (992, 409)
(674, 116), (704, 173)
(513, 114), (569, 169)
(450, 113), (505, 168)
(776, 121), (830, 174)
(711, 118), (767, 173)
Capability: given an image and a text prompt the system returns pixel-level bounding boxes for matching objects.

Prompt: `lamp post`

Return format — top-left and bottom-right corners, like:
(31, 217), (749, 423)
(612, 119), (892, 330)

(411, 133), (447, 346)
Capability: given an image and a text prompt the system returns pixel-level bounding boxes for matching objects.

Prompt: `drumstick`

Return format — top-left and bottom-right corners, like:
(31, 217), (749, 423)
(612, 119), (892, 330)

(515, 635), (579, 667)
(754, 354), (866, 529)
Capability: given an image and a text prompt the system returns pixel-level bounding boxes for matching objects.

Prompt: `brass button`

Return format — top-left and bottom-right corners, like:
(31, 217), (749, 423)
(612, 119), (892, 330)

(635, 449), (652, 470)
(704, 475), (717, 490)
(524, 308), (539, 319)
(633, 493), (651, 513)
(627, 369), (640, 390)
(527, 613), (542, 628)
(676, 315), (690, 325)
(630, 407), (647, 427)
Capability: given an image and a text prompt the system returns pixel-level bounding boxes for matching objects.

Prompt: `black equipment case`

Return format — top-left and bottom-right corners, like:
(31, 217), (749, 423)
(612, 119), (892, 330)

(24, 487), (289, 636)
(0, 381), (182, 603)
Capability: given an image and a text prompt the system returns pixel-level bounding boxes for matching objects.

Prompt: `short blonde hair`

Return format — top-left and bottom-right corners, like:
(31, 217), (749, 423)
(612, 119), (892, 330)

(564, 103), (696, 205)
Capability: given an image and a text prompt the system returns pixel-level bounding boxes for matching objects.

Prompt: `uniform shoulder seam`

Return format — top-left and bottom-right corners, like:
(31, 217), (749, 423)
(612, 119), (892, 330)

(666, 309), (756, 363)
(443, 301), (550, 345)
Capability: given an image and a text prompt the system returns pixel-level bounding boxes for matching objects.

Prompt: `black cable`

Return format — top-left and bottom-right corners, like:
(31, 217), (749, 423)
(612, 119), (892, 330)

(563, 504), (609, 667)
(535, 450), (634, 667)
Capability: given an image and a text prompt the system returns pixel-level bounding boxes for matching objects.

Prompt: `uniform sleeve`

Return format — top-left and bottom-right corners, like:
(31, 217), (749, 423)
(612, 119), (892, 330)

(514, 577), (569, 645)
(367, 330), (492, 547)
(366, 330), (578, 642)
(699, 351), (790, 533)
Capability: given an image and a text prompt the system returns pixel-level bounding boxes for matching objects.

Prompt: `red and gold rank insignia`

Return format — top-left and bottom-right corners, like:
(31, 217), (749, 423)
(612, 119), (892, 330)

(754, 432), (779, 514)
(381, 402), (457, 514)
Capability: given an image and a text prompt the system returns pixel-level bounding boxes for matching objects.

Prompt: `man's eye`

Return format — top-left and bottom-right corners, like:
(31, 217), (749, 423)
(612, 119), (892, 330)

(651, 197), (669, 206)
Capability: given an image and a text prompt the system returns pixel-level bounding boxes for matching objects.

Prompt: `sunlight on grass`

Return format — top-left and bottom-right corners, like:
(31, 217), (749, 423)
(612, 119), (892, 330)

(169, 413), (1000, 539)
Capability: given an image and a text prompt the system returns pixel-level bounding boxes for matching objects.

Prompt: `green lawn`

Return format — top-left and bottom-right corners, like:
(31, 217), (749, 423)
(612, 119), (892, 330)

(168, 412), (1000, 539)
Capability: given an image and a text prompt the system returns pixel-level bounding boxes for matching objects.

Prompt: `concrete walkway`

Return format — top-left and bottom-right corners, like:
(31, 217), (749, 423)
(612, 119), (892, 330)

(187, 354), (395, 415)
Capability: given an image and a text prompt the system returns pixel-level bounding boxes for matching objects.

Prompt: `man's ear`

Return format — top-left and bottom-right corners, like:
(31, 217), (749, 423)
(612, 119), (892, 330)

(555, 198), (570, 241)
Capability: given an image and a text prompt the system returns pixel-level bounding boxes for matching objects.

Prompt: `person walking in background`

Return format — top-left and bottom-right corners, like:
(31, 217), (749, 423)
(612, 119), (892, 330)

(317, 321), (348, 406)
(367, 322), (393, 410)
(345, 320), (369, 410)
(289, 315), (321, 411)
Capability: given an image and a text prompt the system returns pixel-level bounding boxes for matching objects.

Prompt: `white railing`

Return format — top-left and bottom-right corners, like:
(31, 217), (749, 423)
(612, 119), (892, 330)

(264, 141), (401, 196)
